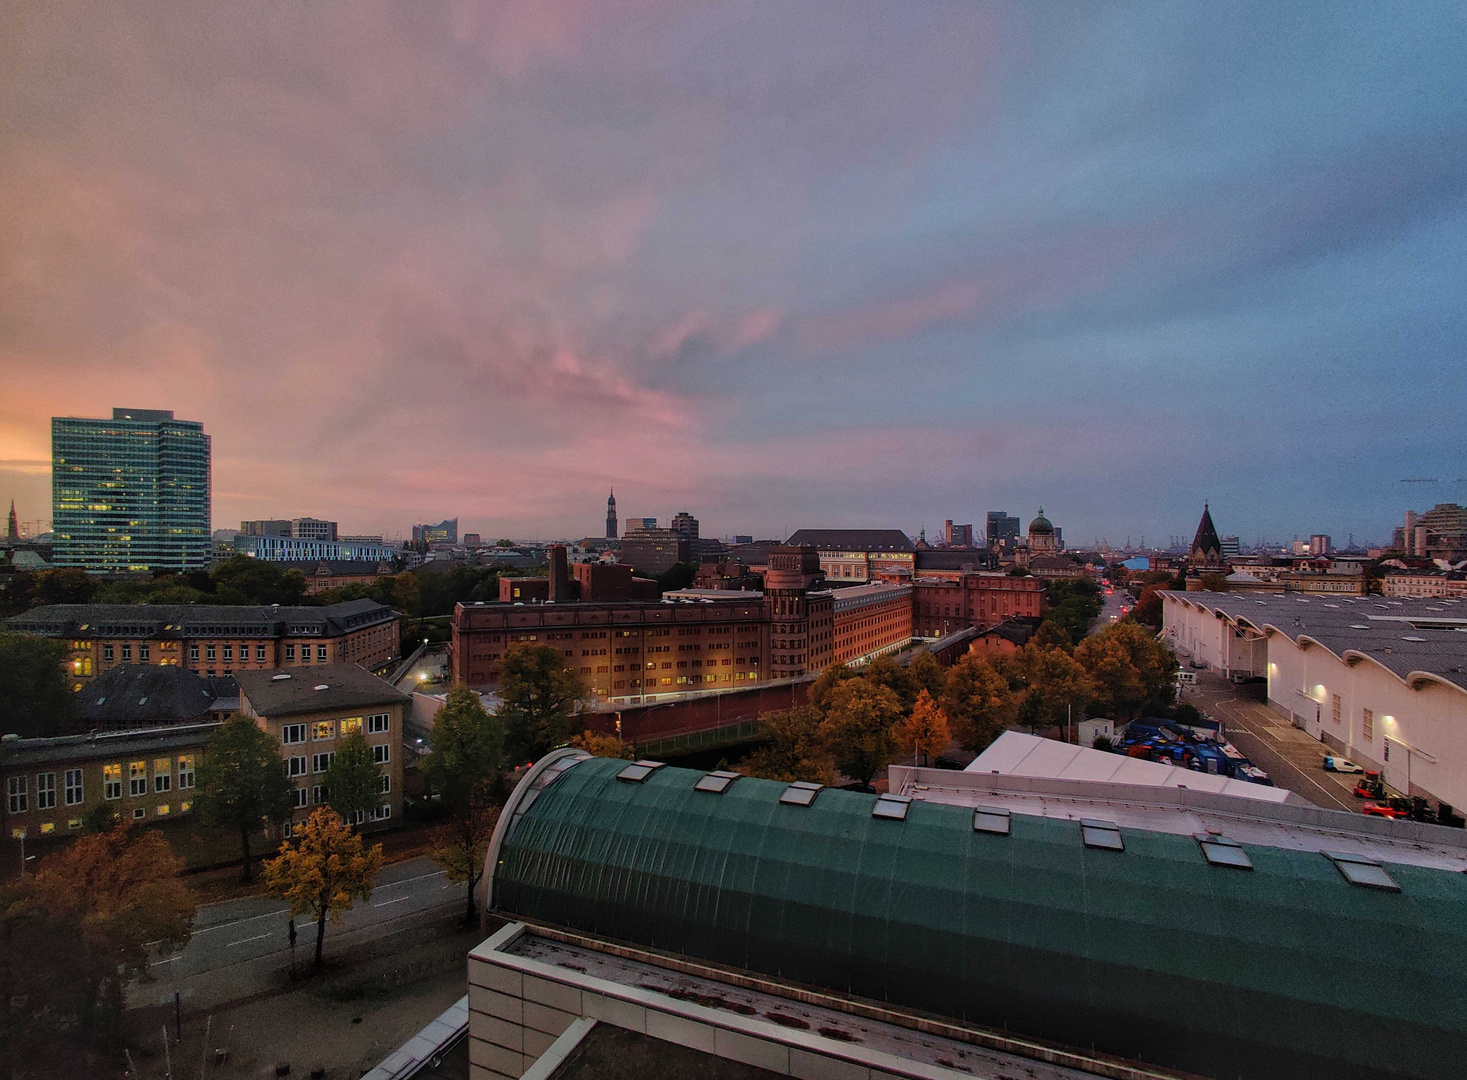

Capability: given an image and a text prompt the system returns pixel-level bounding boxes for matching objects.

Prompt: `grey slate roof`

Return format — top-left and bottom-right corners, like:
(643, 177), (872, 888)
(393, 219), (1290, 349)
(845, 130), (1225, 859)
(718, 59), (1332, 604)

(785, 529), (914, 552)
(75, 664), (220, 727)
(6, 598), (397, 638)
(1163, 591), (1467, 693)
(0, 722), (222, 767)
(236, 664), (409, 718)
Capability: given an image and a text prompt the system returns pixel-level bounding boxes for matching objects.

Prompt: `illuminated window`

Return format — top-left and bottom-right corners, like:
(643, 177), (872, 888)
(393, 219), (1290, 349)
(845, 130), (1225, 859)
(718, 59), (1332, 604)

(177, 755), (195, 789)
(340, 717), (363, 736)
(180, 801), (192, 813)
(154, 759), (172, 793)
(104, 763), (122, 800)
(311, 720), (335, 741)
(40, 822), (55, 834)
(155, 804), (170, 817)
(129, 761), (147, 797)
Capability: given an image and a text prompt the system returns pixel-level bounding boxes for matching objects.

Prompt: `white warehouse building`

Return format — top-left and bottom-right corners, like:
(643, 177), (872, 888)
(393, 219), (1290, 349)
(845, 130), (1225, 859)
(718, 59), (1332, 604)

(1161, 591), (1467, 812)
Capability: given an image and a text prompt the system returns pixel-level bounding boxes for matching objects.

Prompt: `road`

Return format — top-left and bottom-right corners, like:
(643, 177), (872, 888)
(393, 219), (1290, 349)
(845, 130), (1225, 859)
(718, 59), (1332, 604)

(1183, 672), (1359, 812)
(133, 856), (462, 1009)
(1091, 587), (1132, 635)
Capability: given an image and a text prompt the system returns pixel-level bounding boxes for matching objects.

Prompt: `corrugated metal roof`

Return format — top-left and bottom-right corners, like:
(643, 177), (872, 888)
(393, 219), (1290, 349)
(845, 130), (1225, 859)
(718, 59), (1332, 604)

(491, 753), (1467, 1080)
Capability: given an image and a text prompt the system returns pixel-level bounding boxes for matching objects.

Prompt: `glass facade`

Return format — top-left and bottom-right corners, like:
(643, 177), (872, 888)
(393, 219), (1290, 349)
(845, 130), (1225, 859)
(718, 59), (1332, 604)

(52, 408), (211, 573)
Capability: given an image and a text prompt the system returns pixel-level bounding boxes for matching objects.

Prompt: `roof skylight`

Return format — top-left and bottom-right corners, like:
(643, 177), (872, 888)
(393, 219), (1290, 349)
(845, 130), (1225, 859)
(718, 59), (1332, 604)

(694, 770), (741, 794)
(1081, 818), (1124, 851)
(779, 780), (823, 807)
(1195, 833), (1252, 870)
(616, 760), (665, 784)
(1324, 851), (1400, 892)
(872, 794), (912, 821)
(973, 807), (1011, 835)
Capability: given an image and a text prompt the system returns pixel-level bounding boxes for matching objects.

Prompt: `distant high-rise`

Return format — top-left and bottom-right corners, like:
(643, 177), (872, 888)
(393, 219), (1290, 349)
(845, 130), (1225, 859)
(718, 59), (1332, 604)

(6, 500), (16, 543)
(671, 511), (699, 541)
(240, 517), (338, 541)
(944, 520), (974, 547)
(412, 518), (458, 544)
(1220, 535), (1241, 558)
(1309, 534), (1332, 556)
(985, 511), (1020, 550)
(52, 408), (211, 573)
(606, 490), (617, 540)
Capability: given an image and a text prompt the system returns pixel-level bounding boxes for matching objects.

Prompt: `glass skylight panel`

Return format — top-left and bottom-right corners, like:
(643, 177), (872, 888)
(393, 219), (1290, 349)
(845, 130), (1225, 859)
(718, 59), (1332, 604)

(1080, 818), (1124, 851)
(1324, 851), (1400, 892)
(695, 770), (741, 794)
(616, 760), (665, 784)
(779, 780), (823, 806)
(973, 807), (1011, 835)
(1194, 833), (1252, 869)
(872, 794), (911, 820)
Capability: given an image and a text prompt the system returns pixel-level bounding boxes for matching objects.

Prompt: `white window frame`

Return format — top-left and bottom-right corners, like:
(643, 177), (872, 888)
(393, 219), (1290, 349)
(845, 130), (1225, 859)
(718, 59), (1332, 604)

(379, 774), (391, 794)
(372, 744), (390, 765)
(35, 772), (57, 811)
(177, 756), (195, 790)
(292, 787), (308, 808)
(64, 768), (84, 806)
(7, 776), (27, 814)
(104, 764), (122, 800)
(287, 756), (308, 778)
(313, 753), (335, 774)
(281, 724), (306, 745)
(129, 761), (147, 797)
(367, 713), (390, 733)
(370, 804), (392, 821)
(311, 720), (335, 741)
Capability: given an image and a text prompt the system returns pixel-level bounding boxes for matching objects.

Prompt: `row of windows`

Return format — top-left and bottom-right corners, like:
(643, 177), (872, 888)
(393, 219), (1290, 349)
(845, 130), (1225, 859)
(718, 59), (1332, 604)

(10, 800), (193, 837)
(284, 743), (391, 777)
(9, 757), (196, 812)
(293, 773), (393, 808)
(280, 713), (390, 745)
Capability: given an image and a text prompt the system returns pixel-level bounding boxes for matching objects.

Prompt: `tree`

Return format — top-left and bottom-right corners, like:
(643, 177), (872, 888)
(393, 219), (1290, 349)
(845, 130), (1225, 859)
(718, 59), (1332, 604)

(742, 706), (827, 783)
(807, 662), (859, 714)
(905, 650), (946, 703)
(81, 802), (119, 834)
(1199, 573), (1230, 592)
(569, 729), (634, 759)
(654, 562), (698, 592)
(324, 732), (381, 826)
(194, 715), (295, 881)
(942, 656), (1013, 754)
(2, 824), (195, 1073)
(1007, 645), (1091, 737)
(898, 690), (951, 765)
(1032, 620), (1073, 651)
(498, 643), (587, 764)
(1073, 633), (1146, 719)
(863, 655), (917, 710)
(818, 680), (902, 786)
(263, 808), (383, 969)
(424, 687), (506, 922)
(1131, 584), (1165, 628)
(0, 632), (77, 737)
(210, 554), (309, 606)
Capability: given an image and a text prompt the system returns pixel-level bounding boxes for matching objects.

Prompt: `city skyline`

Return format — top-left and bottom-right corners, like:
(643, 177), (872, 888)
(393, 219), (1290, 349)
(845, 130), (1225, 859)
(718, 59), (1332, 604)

(3, 4), (1464, 542)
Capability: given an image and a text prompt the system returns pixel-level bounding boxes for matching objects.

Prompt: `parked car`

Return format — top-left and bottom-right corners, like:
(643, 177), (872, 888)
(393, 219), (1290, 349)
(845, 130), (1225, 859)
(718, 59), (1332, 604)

(1362, 800), (1409, 819)
(1323, 756), (1364, 774)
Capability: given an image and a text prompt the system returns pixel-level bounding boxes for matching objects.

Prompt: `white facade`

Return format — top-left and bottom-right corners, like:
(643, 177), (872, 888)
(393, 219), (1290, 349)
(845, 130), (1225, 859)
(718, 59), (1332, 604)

(1162, 592), (1467, 810)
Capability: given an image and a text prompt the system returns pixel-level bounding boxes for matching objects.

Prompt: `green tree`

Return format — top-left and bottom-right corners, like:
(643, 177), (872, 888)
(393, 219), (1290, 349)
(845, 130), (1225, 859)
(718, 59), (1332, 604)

(1, 568), (96, 615)
(324, 732), (382, 826)
(905, 649), (946, 702)
(424, 687), (506, 921)
(654, 562), (698, 592)
(942, 656), (1013, 754)
(0, 632), (77, 737)
(194, 715), (295, 881)
(1032, 619), (1073, 651)
(1073, 632), (1145, 719)
(1199, 573), (1230, 592)
(863, 655), (917, 710)
(807, 662), (859, 714)
(210, 555), (309, 606)
(898, 690), (951, 765)
(498, 643), (587, 764)
(818, 680), (902, 786)
(1, 824), (195, 1074)
(742, 706), (827, 783)
(1007, 645), (1091, 736)
(263, 808), (383, 969)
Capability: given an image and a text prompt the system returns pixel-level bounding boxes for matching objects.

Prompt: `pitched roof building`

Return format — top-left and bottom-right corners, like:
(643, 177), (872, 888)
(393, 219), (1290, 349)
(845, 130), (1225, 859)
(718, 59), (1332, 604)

(1189, 503), (1223, 568)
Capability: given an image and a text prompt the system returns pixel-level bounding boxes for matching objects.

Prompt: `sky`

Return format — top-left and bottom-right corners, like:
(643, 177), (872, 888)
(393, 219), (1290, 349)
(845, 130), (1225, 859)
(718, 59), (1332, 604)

(2, 2), (1465, 549)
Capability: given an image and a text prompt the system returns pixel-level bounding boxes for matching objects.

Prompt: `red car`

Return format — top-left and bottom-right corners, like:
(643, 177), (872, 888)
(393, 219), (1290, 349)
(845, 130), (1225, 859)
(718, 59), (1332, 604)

(1361, 800), (1410, 819)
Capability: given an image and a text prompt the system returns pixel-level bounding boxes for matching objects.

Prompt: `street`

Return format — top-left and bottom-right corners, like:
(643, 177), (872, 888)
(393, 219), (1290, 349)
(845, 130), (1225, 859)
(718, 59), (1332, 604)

(1091, 586), (1131, 634)
(133, 856), (463, 1010)
(1183, 672), (1359, 812)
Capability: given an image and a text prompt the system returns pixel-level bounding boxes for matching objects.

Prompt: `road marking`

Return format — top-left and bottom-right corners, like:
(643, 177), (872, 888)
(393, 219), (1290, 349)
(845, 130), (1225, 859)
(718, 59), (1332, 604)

(225, 932), (272, 948)
(373, 895), (411, 908)
(374, 869), (447, 891)
(194, 907), (290, 936)
(150, 956), (181, 966)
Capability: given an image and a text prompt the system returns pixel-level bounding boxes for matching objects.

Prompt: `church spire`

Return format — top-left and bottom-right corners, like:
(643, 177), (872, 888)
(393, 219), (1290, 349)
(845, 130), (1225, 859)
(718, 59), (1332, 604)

(6, 500), (16, 543)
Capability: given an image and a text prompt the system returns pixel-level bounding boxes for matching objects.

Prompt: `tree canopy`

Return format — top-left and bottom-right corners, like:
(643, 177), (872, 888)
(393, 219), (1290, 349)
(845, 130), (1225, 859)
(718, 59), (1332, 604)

(0, 631), (77, 737)
(324, 731), (382, 826)
(263, 807), (383, 968)
(498, 643), (587, 764)
(194, 715), (295, 881)
(898, 690), (951, 765)
(424, 686), (508, 922)
(818, 680), (903, 786)
(741, 705), (828, 783)
(941, 655), (1013, 753)
(569, 729), (635, 759)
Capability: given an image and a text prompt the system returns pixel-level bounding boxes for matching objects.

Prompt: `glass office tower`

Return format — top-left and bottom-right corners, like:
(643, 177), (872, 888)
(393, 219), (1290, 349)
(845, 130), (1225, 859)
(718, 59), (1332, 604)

(52, 408), (211, 573)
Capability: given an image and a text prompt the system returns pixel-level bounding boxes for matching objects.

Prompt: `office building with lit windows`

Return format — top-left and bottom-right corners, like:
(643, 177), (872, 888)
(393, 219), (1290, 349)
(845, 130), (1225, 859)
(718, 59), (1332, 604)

(51, 408), (211, 573)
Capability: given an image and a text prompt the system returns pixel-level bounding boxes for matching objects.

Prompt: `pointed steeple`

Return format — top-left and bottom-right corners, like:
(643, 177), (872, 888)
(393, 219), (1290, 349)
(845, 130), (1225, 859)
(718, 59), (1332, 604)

(1190, 503), (1222, 566)
(6, 499), (16, 543)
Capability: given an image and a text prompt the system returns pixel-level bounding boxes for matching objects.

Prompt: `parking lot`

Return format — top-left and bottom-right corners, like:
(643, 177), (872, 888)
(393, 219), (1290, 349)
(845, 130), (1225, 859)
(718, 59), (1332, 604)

(1182, 672), (1361, 812)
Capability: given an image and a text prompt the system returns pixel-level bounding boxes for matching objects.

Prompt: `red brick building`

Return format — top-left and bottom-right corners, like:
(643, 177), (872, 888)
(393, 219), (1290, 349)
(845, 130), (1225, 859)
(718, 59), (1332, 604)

(911, 572), (1044, 638)
(452, 546), (914, 704)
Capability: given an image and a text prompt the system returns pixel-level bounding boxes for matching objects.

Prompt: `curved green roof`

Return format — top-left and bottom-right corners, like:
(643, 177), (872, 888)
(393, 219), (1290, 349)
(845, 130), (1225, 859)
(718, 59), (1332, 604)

(489, 754), (1467, 1080)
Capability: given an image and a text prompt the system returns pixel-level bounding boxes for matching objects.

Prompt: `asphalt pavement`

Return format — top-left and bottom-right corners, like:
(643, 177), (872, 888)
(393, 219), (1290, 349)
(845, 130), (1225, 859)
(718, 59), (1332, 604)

(1182, 673), (1359, 812)
(133, 856), (463, 1010)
